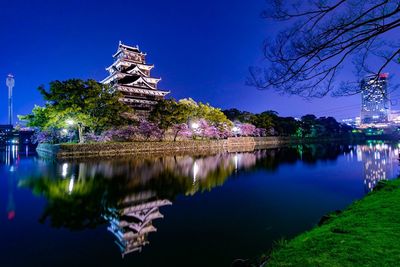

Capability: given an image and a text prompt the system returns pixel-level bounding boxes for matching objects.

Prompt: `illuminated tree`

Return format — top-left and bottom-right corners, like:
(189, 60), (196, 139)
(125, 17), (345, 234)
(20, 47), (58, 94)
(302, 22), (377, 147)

(137, 120), (163, 140)
(239, 123), (256, 136)
(171, 123), (192, 141)
(20, 79), (134, 143)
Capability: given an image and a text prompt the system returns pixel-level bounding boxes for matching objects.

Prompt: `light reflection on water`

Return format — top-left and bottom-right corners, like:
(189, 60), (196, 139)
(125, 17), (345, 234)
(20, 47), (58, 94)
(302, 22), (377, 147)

(0, 142), (399, 267)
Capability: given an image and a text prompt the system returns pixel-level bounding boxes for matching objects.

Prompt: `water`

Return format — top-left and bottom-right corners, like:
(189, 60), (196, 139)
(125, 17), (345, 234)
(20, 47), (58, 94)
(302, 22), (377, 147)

(0, 142), (398, 267)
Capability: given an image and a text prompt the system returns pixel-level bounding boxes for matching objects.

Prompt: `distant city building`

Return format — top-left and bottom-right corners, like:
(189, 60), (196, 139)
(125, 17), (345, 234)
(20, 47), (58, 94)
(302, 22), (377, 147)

(102, 42), (170, 115)
(341, 117), (361, 128)
(389, 110), (400, 124)
(355, 116), (361, 126)
(360, 73), (390, 126)
(0, 125), (13, 144)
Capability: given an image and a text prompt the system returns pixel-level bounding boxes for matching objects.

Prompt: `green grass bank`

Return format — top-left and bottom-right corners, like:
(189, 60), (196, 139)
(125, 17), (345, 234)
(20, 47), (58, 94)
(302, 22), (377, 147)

(265, 179), (400, 267)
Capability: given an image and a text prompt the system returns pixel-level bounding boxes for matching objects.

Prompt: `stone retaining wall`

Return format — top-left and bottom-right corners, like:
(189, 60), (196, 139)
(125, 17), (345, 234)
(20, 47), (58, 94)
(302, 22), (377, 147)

(36, 136), (356, 159)
(37, 140), (229, 159)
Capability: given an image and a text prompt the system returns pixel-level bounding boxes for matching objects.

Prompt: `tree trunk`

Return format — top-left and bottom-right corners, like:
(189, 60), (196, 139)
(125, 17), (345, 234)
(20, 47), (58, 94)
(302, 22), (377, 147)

(78, 123), (84, 144)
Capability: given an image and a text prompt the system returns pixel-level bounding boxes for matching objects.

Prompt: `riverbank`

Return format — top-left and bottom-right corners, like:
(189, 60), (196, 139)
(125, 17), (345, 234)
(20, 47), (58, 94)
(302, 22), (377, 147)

(36, 136), (359, 159)
(264, 179), (400, 266)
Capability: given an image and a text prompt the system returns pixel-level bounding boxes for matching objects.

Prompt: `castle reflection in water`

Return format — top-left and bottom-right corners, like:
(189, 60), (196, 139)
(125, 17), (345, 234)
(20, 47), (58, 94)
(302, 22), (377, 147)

(1, 143), (399, 257)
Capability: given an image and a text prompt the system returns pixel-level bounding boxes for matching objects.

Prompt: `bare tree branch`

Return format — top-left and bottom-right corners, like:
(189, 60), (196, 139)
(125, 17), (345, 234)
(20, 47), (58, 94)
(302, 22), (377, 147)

(251, 0), (400, 98)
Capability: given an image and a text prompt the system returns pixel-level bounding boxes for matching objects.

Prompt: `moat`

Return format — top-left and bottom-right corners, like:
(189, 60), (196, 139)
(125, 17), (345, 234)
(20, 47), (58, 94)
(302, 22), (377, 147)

(0, 142), (398, 267)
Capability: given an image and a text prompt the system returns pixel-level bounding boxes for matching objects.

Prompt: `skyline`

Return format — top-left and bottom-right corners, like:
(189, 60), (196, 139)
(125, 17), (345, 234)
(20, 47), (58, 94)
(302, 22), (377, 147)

(1, 0), (397, 125)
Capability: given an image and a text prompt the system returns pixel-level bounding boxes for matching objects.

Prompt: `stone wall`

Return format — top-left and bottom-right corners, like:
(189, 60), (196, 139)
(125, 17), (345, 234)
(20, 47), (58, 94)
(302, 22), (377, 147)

(36, 136), (355, 159)
(37, 140), (230, 159)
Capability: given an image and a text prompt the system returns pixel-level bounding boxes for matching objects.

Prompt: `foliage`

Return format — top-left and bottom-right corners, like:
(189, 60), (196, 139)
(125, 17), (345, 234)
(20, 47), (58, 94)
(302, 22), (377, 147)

(266, 178), (400, 266)
(198, 119), (220, 139)
(137, 120), (163, 140)
(19, 105), (50, 129)
(19, 79), (135, 143)
(250, 0), (400, 97)
(239, 123), (256, 136)
(32, 128), (63, 144)
(172, 123), (192, 141)
(150, 98), (232, 127)
(150, 98), (233, 140)
(223, 108), (255, 123)
(224, 109), (353, 137)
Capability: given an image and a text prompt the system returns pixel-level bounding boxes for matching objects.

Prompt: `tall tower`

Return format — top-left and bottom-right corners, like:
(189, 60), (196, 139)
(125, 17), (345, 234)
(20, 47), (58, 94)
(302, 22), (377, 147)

(102, 42), (170, 116)
(360, 73), (389, 125)
(6, 74), (15, 126)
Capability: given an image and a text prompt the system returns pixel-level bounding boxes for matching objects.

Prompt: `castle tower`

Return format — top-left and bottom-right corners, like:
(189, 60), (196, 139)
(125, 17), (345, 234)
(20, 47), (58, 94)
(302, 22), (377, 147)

(102, 42), (170, 116)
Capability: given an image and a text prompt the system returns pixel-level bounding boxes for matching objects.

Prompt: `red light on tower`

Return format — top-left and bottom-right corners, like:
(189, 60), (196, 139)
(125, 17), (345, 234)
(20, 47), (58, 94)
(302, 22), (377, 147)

(379, 73), (389, 78)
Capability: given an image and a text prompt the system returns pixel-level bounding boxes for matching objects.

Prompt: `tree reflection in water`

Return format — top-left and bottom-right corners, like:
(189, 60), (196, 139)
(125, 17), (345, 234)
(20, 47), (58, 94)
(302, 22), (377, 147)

(18, 143), (398, 256)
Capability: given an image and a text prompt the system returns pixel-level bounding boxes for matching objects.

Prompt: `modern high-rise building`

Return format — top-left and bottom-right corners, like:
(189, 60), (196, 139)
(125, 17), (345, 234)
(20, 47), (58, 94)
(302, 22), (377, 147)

(102, 42), (170, 116)
(360, 73), (390, 125)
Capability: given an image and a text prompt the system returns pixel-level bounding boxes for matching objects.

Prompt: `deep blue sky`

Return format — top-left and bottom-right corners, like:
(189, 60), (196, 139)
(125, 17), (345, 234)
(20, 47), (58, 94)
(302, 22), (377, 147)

(0, 0), (392, 124)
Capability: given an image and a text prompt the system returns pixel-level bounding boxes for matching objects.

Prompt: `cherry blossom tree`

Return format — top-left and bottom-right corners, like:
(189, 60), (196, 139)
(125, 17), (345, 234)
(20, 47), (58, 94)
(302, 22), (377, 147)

(137, 120), (163, 140)
(172, 123), (192, 141)
(239, 123), (256, 136)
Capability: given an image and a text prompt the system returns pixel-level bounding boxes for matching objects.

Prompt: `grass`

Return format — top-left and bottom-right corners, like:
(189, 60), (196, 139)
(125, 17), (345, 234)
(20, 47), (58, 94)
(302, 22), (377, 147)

(265, 179), (400, 267)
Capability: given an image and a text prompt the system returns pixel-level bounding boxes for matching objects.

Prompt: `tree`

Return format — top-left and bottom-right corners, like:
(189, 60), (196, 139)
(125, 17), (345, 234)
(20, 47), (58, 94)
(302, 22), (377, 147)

(301, 114), (318, 137)
(149, 98), (233, 139)
(250, 111), (276, 132)
(223, 108), (255, 123)
(275, 117), (300, 136)
(137, 120), (163, 141)
(239, 123), (256, 136)
(20, 79), (134, 143)
(19, 105), (50, 129)
(171, 123), (192, 141)
(250, 0), (400, 97)
(198, 119), (220, 139)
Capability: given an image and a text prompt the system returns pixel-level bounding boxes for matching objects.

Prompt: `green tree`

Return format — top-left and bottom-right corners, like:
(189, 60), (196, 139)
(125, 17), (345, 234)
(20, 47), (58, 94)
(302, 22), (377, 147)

(301, 115), (318, 137)
(20, 79), (134, 143)
(149, 98), (232, 136)
(251, 111), (277, 131)
(19, 105), (50, 129)
(149, 99), (191, 133)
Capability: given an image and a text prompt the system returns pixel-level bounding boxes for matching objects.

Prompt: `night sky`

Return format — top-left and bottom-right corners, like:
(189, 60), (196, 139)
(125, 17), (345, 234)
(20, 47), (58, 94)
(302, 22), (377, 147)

(0, 0), (398, 124)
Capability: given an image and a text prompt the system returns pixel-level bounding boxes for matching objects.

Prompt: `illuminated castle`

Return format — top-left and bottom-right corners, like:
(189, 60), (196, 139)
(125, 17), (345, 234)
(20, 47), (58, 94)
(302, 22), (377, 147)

(102, 42), (170, 115)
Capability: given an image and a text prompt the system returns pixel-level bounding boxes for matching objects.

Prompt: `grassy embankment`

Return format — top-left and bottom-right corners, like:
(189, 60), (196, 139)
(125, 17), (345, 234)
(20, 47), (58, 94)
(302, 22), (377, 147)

(265, 179), (400, 267)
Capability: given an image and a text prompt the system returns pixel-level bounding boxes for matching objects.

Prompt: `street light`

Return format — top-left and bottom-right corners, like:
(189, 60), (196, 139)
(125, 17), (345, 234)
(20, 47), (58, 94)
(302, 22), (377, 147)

(66, 119), (75, 126)
(190, 122), (200, 139)
(191, 122), (199, 130)
(232, 126), (240, 137)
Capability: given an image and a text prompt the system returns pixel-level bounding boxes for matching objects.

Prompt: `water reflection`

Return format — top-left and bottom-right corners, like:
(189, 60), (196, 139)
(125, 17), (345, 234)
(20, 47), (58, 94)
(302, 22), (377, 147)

(2, 145), (20, 220)
(11, 143), (399, 257)
(106, 193), (171, 256)
(357, 142), (399, 192)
